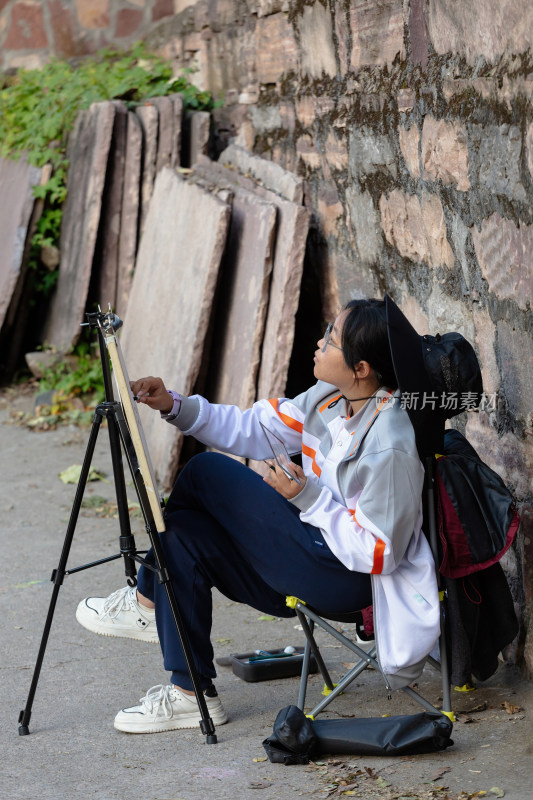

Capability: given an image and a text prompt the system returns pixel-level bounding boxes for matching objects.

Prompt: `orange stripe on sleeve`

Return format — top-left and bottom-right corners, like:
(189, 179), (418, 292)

(302, 443), (321, 477)
(349, 512), (385, 572)
(268, 398), (304, 434)
(371, 539), (386, 574)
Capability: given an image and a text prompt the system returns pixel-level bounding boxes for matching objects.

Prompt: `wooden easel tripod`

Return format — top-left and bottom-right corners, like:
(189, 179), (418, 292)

(18, 311), (218, 743)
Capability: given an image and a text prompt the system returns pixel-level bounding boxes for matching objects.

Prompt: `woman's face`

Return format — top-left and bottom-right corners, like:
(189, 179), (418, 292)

(313, 310), (358, 393)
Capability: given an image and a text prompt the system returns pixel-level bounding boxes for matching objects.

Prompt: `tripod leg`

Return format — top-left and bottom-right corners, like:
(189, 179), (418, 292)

(106, 412), (137, 586)
(18, 410), (104, 735)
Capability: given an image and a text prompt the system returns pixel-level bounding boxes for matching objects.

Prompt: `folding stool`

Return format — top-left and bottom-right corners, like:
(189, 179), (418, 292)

(287, 456), (454, 723)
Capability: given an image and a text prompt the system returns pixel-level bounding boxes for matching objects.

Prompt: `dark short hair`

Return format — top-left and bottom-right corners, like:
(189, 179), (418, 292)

(341, 299), (398, 389)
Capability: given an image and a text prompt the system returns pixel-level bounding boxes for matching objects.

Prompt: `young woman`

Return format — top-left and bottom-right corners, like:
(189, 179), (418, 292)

(76, 298), (440, 734)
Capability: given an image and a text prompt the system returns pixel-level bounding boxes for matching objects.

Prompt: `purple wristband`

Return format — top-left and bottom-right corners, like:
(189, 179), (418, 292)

(164, 390), (182, 420)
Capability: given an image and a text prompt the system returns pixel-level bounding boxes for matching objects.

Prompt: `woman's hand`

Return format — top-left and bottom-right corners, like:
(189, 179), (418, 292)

(263, 460), (306, 500)
(129, 376), (173, 413)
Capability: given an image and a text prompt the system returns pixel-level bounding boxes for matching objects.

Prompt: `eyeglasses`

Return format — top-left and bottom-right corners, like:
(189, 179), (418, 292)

(322, 322), (343, 353)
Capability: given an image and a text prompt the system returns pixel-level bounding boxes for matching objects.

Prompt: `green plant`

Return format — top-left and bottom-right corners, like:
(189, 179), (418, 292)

(38, 340), (104, 399)
(0, 43), (215, 302)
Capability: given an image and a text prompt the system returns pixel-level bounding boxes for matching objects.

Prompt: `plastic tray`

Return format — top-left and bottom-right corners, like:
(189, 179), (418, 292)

(231, 647), (318, 682)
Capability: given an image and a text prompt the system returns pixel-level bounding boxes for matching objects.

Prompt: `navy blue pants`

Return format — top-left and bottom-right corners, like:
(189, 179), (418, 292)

(137, 452), (372, 690)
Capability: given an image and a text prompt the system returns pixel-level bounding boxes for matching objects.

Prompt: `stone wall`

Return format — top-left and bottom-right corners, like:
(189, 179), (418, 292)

(0, 0), (182, 71)
(1, 0), (532, 675)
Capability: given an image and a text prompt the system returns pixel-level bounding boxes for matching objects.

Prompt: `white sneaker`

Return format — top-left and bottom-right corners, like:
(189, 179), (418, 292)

(76, 586), (159, 644)
(114, 684), (228, 734)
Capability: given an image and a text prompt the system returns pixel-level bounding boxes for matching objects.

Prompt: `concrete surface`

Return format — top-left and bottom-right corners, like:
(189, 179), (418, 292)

(0, 388), (531, 800)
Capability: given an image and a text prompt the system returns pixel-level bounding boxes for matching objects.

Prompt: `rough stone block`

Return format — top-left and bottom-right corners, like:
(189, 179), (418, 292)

(184, 110), (210, 167)
(115, 8), (143, 38)
(499, 75), (533, 112)
(399, 124), (420, 177)
(238, 86), (260, 104)
(398, 294), (429, 336)
(48, 0), (77, 57)
(349, 0), (404, 70)
(325, 131), (348, 171)
(254, 0), (289, 16)
(5, 53), (46, 70)
(465, 412), (532, 502)
(4, 1), (48, 49)
(471, 213), (533, 312)
(472, 305), (500, 396)
(202, 22), (256, 97)
(345, 186), (382, 266)
(249, 104), (282, 133)
(190, 161), (277, 408)
(329, 248), (376, 310)
(397, 89), (415, 112)
(427, 0), (533, 65)
(45, 102), (115, 353)
(349, 127), (397, 180)
(121, 169), (231, 490)
(256, 12), (299, 83)
(296, 134), (321, 170)
(408, 0), (429, 68)
(497, 321), (533, 426)
(173, 0), (197, 10)
(94, 101), (128, 310)
(298, 2), (336, 78)
(219, 143), (304, 203)
(317, 182), (344, 239)
(421, 117), (470, 191)
(295, 95), (334, 127)
(0, 154), (43, 332)
(135, 103), (159, 235)
(379, 189), (455, 269)
(420, 193), (456, 270)
(25, 350), (77, 379)
(153, 0), (174, 21)
(75, 0), (109, 29)
(333, 2), (350, 76)
(471, 124), (526, 203)
(116, 113), (143, 320)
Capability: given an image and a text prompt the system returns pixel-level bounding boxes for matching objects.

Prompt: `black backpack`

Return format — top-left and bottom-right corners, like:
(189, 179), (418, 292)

(435, 429), (520, 578)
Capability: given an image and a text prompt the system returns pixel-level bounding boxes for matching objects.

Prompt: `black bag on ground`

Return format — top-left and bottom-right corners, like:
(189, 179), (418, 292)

(262, 705), (453, 764)
(262, 705), (317, 765)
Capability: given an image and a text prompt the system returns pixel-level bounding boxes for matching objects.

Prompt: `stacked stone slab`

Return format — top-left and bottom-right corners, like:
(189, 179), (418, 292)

(120, 168), (231, 490)
(95, 101), (128, 310)
(0, 154), (46, 379)
(43, 93), (188, 355)
(182, 111), (211, 167)
(191, 159), (277, 411)
(135, 103), (159, 236)
(116, 112), (143, 320)
(201, 147), (309, 399)
(45, 102), (116, 353)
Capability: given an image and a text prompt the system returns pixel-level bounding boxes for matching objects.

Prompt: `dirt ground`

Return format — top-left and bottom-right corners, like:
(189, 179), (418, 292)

(0, 383), (532, 800)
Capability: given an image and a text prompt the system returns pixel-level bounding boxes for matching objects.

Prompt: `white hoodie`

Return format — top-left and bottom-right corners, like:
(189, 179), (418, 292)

(167, 382), (441, 688)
